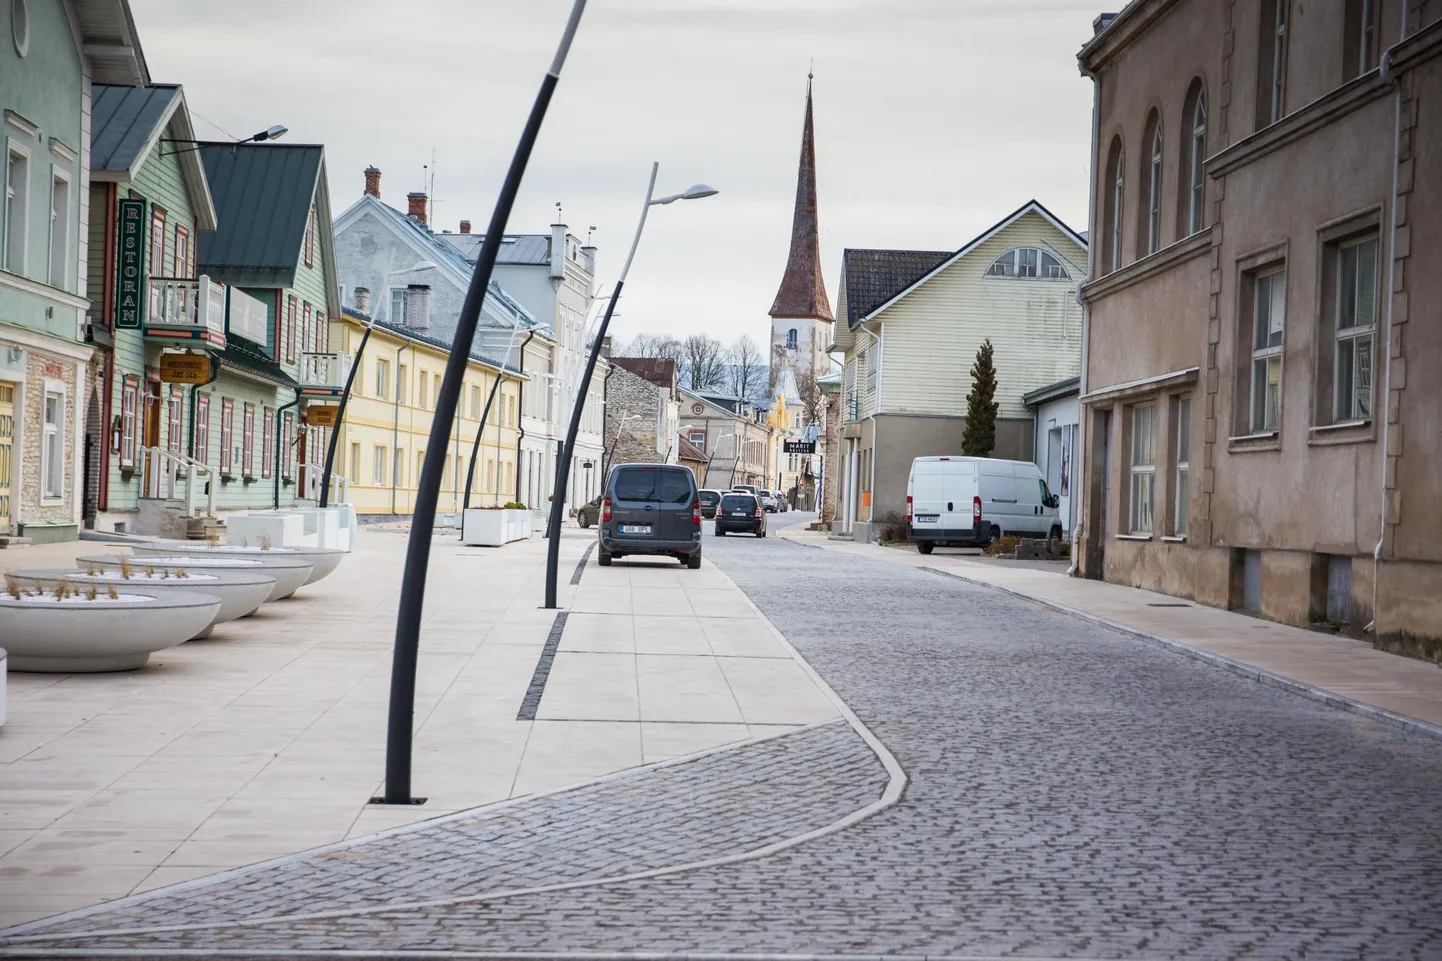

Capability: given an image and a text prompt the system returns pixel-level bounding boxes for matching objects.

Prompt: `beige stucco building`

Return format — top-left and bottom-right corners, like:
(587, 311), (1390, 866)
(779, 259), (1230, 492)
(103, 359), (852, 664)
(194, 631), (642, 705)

(1076, 0), (1442, 646)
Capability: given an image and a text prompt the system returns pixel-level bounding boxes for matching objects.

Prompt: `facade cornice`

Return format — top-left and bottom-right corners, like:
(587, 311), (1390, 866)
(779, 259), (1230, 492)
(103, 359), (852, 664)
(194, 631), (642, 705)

(1081, 367), (1199, 406)
(1078, 0), (1180, 74)
(1080, 228), (1212, 304)
(0, 269), (92, 311)
(1207, 72), (1392, 179)
(1390, 19), (1442, 73)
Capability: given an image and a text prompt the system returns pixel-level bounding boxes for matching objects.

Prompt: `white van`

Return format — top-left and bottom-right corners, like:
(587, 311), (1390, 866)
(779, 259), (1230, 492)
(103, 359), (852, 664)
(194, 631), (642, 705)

(906, 456), (1061, 555)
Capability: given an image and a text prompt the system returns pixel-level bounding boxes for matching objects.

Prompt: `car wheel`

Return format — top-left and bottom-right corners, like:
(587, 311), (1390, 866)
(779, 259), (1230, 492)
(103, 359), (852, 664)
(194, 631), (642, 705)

(578, 515), (590, 529)
(686, 552), (702, 570)
(758, 529), (767, 538)
(917, 541), (934, 555)
(715, 528), (725, 537)
(598, 547), (613, 567)
(988, 525), (1002, 545)
(1050, 525), (1063, 542)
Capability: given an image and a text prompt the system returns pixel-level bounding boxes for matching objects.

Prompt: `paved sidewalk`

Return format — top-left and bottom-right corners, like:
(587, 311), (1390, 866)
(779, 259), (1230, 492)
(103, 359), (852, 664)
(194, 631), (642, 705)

(0, 527), (837, 927)
(780, 527), (1442, 734)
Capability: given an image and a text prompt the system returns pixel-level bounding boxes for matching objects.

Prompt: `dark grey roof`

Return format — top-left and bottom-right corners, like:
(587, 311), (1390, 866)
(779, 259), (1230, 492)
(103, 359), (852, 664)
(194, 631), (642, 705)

(340, 308), (521, 374)
(1022, 375), (1081, 408)
(91, 84), (179, 172)
(197, 143), (322, 286)
(436, 233), (552, 266)
(841, 249), (951, 329)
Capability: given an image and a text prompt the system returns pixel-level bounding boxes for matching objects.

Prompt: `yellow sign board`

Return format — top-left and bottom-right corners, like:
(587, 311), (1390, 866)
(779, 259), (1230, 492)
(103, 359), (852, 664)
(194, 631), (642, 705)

(305, 405), (339, 428)
(159, 354), (212, 385)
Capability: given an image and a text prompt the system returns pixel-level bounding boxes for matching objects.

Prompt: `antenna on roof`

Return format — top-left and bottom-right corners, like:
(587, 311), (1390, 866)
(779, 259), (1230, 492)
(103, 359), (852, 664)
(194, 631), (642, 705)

(586, 225), (597, 245)
(555, 201), (563, 223)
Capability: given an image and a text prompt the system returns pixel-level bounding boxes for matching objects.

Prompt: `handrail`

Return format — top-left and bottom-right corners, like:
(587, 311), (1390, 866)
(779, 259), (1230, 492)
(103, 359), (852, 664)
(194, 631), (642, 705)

(140, 446), (217, 518)
(297, 460), (348, 504)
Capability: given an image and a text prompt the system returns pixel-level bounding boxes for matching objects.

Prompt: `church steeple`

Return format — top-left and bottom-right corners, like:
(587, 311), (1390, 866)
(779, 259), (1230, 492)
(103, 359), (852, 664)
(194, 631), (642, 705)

(769, 74), (834, 323)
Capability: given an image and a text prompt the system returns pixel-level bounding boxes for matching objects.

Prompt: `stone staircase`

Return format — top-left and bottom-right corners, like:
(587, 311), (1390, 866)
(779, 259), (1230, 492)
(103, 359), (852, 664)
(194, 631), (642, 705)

(137, 496), (225, 541)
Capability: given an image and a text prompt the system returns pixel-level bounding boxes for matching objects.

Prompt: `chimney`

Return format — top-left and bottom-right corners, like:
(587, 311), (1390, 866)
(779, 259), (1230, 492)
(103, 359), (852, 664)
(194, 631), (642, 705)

(402, 284), (431, 332)
(580, 244), (596, 275)
(550, 222), (566, 280)
(459, 220), (472, 234)
(364, 166), (381, 198)
(407, 192), (428, 225)
(353, 286), (372, 315)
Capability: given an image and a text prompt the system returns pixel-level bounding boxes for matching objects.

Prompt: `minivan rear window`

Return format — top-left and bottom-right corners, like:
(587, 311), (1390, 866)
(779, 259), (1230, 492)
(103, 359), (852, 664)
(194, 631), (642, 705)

(613, 467), (693, 504)
(698, 491), (720, 505)
(720, 493), (755, 511)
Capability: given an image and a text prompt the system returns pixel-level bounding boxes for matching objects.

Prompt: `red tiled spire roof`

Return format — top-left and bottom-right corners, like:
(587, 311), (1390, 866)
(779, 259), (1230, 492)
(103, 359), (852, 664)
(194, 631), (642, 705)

(769, 76), (834, 323)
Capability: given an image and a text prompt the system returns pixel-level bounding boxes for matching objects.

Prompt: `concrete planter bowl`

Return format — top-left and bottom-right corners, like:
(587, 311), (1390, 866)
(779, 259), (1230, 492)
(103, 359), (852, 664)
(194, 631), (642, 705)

(130, 543), (343, 587)
(0, 586), (221, 672)
(11, 567), (276, 640)
(76, 553), (312, 603)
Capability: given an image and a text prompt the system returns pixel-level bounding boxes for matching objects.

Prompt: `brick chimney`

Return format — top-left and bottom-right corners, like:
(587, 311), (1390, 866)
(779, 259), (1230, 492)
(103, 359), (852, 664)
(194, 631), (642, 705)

(364, 166), (381, 198)
(353, 286), (372, 315)
(459, 220), (471, 234)
(407, 192), (428, 225)
(402, 284), (431, 332)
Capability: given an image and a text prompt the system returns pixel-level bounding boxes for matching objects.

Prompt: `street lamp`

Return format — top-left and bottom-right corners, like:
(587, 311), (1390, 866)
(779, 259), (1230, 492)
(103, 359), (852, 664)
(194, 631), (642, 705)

(160, 124), (289, 157)
(460, 320), (528, 521)
(544, 164), (717, 608)
(318, 261), (437, 508)
(381, 0), (587, 807)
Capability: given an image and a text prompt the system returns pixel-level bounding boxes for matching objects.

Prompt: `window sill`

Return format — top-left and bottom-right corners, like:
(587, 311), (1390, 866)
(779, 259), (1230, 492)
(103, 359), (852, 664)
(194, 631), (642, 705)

(40, 496), (65, 507)
(1115, 533), (1153, 541)
(1308, 419), (1374, 447)
(1161, 535), (1187, 543)
(220, 472), (236, 483)
(1228, 431), (1281, 453)
(242, 474), (259, 483)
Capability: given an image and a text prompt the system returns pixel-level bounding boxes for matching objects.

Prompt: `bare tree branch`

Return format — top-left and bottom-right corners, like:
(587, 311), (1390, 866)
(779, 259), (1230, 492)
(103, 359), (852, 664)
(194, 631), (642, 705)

(728, 335), (768, 402)
(682, 334), (727, 392)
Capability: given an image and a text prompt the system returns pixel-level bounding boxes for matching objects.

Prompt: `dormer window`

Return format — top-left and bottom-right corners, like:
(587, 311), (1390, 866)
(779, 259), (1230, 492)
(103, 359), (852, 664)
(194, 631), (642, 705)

(986, 247), (1069, 280)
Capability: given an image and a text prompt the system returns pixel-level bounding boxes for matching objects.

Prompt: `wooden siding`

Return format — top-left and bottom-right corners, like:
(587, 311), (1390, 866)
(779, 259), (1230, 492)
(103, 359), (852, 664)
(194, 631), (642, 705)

(854, 211), (1084, 421)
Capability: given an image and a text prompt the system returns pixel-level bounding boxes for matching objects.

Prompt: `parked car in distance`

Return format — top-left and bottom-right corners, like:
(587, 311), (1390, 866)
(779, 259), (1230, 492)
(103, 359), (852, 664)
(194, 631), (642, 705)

(906, 455), (1061, 555)
(714, 492), (767, 538)
(759, 491), (779, 513)
(576, 496), (601, 528)
(698, 489), (722, 519)
(731, 484), (761, 498)
(597, 464), (703, 569)
(773, 490), (791, 512)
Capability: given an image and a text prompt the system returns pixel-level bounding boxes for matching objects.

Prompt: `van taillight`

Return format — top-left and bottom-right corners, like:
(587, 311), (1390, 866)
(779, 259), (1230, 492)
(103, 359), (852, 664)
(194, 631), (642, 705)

(906, 495), (913, 521)
(973, 495), (982, 521)
(692, 500), (701, 524)
(602, 497), (612, 522)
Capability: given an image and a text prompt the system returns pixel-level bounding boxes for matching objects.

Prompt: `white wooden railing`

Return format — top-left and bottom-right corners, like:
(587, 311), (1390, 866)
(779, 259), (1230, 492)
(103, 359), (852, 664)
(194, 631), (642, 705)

(141, 446), (217, 519)
(299, 352), (350, 390)
(148, 276), (228, 343)
(298, 461), (348, 504)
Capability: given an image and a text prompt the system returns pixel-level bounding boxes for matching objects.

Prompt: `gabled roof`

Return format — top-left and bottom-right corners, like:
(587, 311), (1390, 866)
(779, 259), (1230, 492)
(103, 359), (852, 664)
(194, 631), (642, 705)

(436, 233), (552, 266)
(841, 249), (951, 329)
(90, 84), (217, 229)
(676, 435), (709, 463)
(339, 307), (522, 374)
(196, 143), (325, 289)
(851, 200), (1087, 327)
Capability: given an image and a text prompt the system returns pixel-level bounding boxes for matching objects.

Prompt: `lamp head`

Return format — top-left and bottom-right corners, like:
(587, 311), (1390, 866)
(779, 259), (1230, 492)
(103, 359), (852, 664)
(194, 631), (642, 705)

(681, 184), (718, 200)
(253, 125), (288, 143)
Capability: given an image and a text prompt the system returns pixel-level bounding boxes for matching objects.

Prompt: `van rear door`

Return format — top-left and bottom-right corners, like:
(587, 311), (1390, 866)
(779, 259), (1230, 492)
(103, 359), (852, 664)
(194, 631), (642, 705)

(910, 460), (947, 527)
(940, 459), (977, 531)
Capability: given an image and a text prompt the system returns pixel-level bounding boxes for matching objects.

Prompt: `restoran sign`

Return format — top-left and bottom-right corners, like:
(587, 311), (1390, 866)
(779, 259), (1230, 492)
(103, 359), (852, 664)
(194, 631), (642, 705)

(115, 200), (146, 330)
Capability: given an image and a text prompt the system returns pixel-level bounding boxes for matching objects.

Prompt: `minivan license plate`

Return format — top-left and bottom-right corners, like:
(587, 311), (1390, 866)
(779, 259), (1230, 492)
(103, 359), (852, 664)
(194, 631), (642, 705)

(620, 524), (651, 535)
(915, 514), (939, 523)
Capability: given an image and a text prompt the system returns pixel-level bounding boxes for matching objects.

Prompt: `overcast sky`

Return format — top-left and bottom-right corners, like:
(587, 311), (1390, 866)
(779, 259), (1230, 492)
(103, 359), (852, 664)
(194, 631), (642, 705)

(132, 0), (1102, 348)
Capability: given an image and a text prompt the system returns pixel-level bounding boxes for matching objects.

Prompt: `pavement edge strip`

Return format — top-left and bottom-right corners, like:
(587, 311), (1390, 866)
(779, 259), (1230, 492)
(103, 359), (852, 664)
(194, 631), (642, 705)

(0, 950), (1120, 961)
(919, 565), (1442, 743)
(570, 543), (596, 585)
(516, 611), (569, 721)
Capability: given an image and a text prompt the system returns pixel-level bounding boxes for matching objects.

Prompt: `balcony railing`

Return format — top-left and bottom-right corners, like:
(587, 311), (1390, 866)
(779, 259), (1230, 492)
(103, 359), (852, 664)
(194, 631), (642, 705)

(144, 276), (227, 349)
(299, 352), (351, 396)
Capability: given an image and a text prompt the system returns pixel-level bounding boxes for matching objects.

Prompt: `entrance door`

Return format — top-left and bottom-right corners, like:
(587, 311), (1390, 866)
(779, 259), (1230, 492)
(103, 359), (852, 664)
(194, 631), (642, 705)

(0, 383), (14, 533)
(143, 379), (161, 490)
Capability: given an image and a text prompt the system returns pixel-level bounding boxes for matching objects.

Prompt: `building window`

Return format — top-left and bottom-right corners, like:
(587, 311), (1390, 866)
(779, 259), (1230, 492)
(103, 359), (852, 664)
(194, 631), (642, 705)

(192, 392), (211, 465)
(689, 431), (705, 450)
(389, 288), (404, 323)
(397, 364), (408, 405)
(281, 411), (295, 479)
(12, 0), (29, 56)
(315, 312), (327, 352)
(303, 205), (316, 267)
(1104, 137), (1125, 273)
(4, 143), (29, 274)
(174, 223), (192, 279)
(1129, 404), (1156, 534)
(787, 328), (798, 349)
(470, 384), (480, 419)
(42, 390), (62, 498)
(419, 370), (429, 409)
(1172, 395), (1190, 536)
(302, 301), (312, 353)
(261, 407), (274, 478)
(119, 378), (138, 467)
(1141, 111), (1162, 255)
(285, 296), (297, 362)
(986, 247), (1070, 280)
(349, 442), (360, 484)
(1334, 237), (1378, 422)
(374, 444), (387, 485)
(48, 167), (70, 289)
(1259, 0), (1288, 127)
(148, 205), (166, 319)
(375, 357), (390, 399)
(1345, 0), (1378, 77)
(394, 447), (405, 488)
(219, 398), (234, 474)
(242, 403), (255, 475)
(1249, 267), (1286, 433)
(1182, 82), (1207, 236)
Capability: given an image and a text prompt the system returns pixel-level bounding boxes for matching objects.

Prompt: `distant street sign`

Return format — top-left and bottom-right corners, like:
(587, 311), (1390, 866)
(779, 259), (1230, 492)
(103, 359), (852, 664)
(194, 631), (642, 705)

(159, 353), (213, 385)
(783, 440), (816, 454)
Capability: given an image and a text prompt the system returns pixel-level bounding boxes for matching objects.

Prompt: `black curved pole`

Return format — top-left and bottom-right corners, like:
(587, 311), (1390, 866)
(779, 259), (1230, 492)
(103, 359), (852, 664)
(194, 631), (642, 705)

(460, 363), (508, 518)
(318, 324), (370, 508)
(381, 0), (586, 805)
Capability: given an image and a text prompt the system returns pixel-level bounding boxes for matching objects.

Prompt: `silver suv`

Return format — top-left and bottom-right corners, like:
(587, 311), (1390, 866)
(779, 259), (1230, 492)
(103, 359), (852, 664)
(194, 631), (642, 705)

(598, 464), (702, 569)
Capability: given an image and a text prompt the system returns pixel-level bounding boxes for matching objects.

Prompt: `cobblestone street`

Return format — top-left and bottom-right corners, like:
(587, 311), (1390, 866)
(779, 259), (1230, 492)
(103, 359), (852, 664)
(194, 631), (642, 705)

(3, 516), (1440, 959)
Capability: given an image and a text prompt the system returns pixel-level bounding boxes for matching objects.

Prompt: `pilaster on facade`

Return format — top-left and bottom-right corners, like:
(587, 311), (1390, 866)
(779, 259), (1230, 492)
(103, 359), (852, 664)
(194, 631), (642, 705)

(1384, 72), (1418, 558)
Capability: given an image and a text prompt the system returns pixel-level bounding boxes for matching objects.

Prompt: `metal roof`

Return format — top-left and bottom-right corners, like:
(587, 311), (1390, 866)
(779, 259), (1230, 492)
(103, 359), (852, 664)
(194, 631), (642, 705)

(436, 232), (553, 266)
(90, 84), (177, 172)
(339, 307), (522, 374)
(676, 435), (709, 463)
(841, 249), (951, 329)
(1023, 375), (1082, 409)
(197, 143), (323, 284)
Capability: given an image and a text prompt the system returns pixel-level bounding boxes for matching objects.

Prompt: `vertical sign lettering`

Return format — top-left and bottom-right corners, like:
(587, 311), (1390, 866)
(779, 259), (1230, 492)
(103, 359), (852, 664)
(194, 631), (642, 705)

(115, 200), (147, 330)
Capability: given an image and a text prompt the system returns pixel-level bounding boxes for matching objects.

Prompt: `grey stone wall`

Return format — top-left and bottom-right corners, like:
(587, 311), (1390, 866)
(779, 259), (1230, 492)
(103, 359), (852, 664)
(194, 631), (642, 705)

(605, 365), (662, 468)
(19, 350), (80, 524)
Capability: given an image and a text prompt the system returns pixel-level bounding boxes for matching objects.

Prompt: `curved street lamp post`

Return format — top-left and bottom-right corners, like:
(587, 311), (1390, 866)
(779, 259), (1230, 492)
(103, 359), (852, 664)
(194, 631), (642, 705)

(543, 166), (717, 608)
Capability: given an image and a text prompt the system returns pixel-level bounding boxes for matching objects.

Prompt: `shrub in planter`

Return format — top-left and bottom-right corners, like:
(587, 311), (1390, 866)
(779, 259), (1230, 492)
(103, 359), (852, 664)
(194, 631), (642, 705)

(875, 510), (910, 544)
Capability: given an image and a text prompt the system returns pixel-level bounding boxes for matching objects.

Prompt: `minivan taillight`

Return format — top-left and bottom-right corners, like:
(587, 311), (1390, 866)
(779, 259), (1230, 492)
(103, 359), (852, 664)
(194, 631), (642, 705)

(692, 500), (701, 524)
(755, 507), (762, 517)
(973, 495), (982, 521)
(602, 497), (612, 523)
(906, 494), (913, 522)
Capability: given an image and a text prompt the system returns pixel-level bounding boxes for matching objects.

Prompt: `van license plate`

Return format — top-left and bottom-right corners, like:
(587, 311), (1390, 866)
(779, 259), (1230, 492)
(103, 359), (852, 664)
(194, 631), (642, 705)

(620, 525), (651, 535)
(915, 514), (939, 523)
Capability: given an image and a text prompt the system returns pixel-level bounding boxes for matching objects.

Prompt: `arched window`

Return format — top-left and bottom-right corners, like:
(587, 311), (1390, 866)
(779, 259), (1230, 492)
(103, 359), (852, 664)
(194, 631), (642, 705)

(986, 247), (1070, 280)
(1104, 136), (1125, 273)
(786, 328), (798, 349)
(1139, 110), (1163, 256)
(1180, 80), (1207, 236)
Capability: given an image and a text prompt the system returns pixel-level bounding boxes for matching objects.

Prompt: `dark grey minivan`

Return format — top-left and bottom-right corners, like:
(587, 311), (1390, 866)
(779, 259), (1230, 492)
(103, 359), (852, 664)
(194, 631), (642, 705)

(597, 464), (702, 569)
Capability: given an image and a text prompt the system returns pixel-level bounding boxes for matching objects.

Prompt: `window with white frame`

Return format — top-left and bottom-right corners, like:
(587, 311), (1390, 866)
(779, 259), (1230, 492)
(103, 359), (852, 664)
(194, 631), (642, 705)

(42, 390), (62, 498)
(350, 442), (360, 484)
(1129, 404), (1156, 534)
(986, 247), (1070, 280)
(1172, 395), (1190, 537)
(148, 205), (166, 319)
(5, 143), (29, 274)
(119, 378), (138, 467)
(419, 370), (429, 409)
(261, 407), (273, 478)
(374, 444), (387, 485)
(389, 288), (404, 323)
(219, 398), (234, 474)
(1105, 137), (1125, 273)
(1249, 268), (1285, 432)
(242, 403), (255, 476)
(48, 167), (70, 288)
(1259, 0), (1288, 126)
(1187, 90), (1207, 235)
(194, 393), (210, 464)
(1145, 115), (1163, 255)
(166, 388), (183, 454)
(375, 357), (390, 399)
(1334, 236), (1378, 422)
(787, 328), (797, 349)
(689, 431), (705, 450)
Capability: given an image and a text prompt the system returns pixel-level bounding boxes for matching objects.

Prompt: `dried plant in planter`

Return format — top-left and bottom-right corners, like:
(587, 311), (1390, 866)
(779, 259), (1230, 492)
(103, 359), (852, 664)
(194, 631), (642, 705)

(4, 576), (21, 600)
(258, 535), (272, 551)
(53, 580), (71, 601)
(175, 568), (189, 579)
(143, 566), (156, 578)
(119, 558), (133, 579)
(106, 583), (119, 600)
(85, 584), (98, 601)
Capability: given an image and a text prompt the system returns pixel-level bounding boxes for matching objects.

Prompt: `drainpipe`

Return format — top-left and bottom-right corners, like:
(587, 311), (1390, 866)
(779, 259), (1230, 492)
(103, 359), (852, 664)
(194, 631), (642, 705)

(390, 341), (410, 516)
(1069, 59), (1102, 576)
(864, 324), (883, 532)
(513, 329), (536, 503)
(1365, 9), (1409, 633)
(272, 392), (300, 510)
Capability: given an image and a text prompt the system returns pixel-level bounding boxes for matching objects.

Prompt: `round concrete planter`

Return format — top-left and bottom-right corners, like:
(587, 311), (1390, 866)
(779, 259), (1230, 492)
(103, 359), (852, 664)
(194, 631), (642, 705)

(10, 568), (276, 640)
(130, 543), (343, 587)
(0, 588), (221, 672)
(76, 553), (312, 603)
